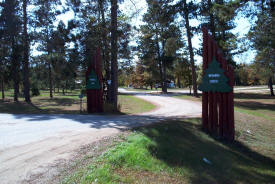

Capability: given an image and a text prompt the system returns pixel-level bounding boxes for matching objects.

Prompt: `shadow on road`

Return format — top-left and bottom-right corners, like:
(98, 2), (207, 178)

(11, 113), (193, 130)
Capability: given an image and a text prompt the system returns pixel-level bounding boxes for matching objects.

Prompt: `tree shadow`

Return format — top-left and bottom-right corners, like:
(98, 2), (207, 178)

(234, 93), (275, 100)
(10, 113), (170, 130)
(0, 98), (127, 115)
(37, 98), (78, 107)
(235, 101), (275, 112)
(0, 100), (44, 114)
(135, 119), (275, 184)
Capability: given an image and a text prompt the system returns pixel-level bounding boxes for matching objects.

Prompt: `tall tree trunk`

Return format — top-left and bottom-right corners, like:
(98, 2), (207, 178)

(162, 59), (168, 93)
(177, 76), (181, 88)
(161, 37), (167, 93)
(268, 77), (274, 96)
(208, 0), (215, 38)
(99, 0), (111, 102)
(1, 77), (4, 100)
(13, 64), (19, 102)
(155, 31), (166, 93)
(65, 81), (68, 94)
(46, 1), (53, 99)
(12, 40), (19, 102)
(183, 0), (198, 97)
(110, 0), (118, 108)
(48, 63), (53, 98)
(23, 0), (31, 103)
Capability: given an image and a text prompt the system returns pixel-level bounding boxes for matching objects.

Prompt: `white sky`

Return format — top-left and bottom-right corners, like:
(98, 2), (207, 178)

(40, 0), (255, 65)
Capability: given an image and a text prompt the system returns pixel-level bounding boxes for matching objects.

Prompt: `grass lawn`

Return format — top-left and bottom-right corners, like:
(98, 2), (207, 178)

(61, 117), (275, 184)
(0, 90), (155, 114)
(60, 91), (275, 184)
(118, 94), (155, 114)
(174, 92), (275, 121)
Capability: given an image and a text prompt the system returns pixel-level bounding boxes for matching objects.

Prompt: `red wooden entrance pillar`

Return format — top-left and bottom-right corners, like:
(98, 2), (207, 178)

(200, 27), (235, 141)
(86, 48), (103, 113)
(202, 28), (209, 132)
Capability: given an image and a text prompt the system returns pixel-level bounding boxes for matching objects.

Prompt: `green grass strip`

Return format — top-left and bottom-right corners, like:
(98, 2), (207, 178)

(235, 107), (275, 121)
(62, 120), (275, 184)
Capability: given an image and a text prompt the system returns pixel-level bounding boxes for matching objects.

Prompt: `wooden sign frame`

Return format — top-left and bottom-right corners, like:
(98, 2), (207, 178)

(201, 28), (234, 141)
(86, 48), (103, 113)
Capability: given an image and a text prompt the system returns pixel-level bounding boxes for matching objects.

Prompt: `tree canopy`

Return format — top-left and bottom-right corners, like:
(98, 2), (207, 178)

(0, 0), (274, 102)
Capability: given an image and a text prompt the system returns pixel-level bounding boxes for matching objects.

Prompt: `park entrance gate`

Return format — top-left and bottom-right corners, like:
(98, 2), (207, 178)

(86, 48), (103, 113)
(199, 28), (235, 141)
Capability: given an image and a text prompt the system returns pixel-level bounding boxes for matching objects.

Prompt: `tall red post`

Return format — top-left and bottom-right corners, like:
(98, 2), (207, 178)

(86, 48), (103, 113)
(221, 57), (229, 138)
(207, 34), (213, 133)
(212, 42), (218, 135)
(228, 65), (234, 140)
(201, 28), (234, 141)
(202, 28), (209, 132)
(217, 50), (223, 137)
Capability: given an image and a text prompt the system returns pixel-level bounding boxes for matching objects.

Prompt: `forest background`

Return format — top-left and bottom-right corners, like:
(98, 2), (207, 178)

(0, 0), (274, 108)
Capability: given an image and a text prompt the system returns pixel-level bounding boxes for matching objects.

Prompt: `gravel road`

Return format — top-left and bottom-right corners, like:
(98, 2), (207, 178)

(0, 89), (201, 184)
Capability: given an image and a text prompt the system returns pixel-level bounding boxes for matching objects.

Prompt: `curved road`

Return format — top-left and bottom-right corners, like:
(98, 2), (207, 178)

(0, 89), (201, 184)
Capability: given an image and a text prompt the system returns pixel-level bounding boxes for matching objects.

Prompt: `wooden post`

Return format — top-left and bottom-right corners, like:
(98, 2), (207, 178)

(221, 57), (229, 139)
(95, 48), (104, 112)
(218, 92), (223, 136)
(201, 28), (234, 140)
(212, 42), (218, 135)
(228, 65), (234, 141)
(202, 28), (209, 132)
(86, 48), (103, 113)
(217, 49), (223, 137)
(207, 34), (213, 133)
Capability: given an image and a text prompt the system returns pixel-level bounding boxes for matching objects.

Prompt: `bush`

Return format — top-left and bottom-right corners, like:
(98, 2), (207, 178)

(31, 86), (40, 96)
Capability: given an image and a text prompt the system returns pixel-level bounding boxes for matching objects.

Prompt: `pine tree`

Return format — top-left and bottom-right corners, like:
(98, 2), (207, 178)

(22, 0), (31, 103)
(247, 0), (275, 96)
(200, 0), (240, 66)
(0, 0), (22, 102)
(33, 0), (61, 99)
(177, 0), (199, 96)
(139, 0), (181, 93)
(110, 0), (118, 108)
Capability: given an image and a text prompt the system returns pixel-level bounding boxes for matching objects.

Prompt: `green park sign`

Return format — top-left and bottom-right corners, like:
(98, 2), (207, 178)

(198, 57), (232, 93)
(86, 70), (100, 90)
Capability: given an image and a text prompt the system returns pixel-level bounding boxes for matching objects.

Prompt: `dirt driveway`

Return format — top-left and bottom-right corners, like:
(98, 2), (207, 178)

(0, 90), (201, 184)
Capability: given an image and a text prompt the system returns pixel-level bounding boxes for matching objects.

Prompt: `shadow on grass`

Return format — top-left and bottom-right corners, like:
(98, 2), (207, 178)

(136, 119), (275, 184)
(37, 98), (78, 106)
(235, 101), (275, 112)
(0, 98), (82, 114)
(234, 93), (275, 114)
(0, 100), (129, 115)
(234, 93), (275, 100)
(0, 100), (44, 114)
